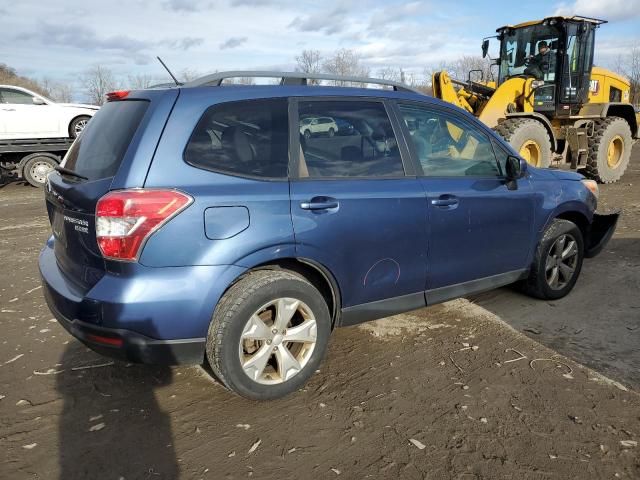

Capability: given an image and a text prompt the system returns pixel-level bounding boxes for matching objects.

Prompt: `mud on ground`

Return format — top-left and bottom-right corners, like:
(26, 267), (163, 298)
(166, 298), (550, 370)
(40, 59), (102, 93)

(1, 149), (639, 479)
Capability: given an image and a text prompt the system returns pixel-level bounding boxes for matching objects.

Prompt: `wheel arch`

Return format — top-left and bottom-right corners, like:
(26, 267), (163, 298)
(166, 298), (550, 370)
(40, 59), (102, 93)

(604, 104), (638, 138)
(544, 205), (592, 245)
(578, 102), (638, 138)
(225, 257), (342, 329)
(17, 152), (61, 175)
(68, 113), (92, 136)
(504, 112), (558, 152)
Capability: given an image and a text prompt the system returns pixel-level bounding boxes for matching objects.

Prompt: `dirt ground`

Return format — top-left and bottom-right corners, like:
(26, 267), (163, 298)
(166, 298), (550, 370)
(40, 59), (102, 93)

(1, 149), (639, 480)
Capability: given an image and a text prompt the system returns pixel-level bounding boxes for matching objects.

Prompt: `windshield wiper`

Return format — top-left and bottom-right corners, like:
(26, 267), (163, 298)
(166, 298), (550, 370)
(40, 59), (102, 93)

(54, 166), (88, 180)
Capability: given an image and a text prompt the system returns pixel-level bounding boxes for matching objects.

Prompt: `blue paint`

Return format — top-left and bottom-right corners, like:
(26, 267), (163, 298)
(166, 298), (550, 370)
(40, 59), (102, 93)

(39, 83), (603, 354)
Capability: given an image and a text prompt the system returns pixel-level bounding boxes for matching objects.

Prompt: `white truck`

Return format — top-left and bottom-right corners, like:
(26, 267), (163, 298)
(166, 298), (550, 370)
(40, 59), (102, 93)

(0, 85), (98, 187)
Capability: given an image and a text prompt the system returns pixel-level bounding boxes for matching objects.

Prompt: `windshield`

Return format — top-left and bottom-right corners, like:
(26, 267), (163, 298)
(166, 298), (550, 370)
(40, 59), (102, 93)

(498, 24), (560, 83)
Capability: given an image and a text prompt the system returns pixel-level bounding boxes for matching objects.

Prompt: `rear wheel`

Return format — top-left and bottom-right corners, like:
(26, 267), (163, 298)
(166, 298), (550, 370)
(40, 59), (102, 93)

(584, 117), (632, 184)
(521, 219), (584, 300)
(22, 153), (58, 188)
(494, 118), (552, 168)
(328, 127), (335, 137)
(206, 270), (331, 400)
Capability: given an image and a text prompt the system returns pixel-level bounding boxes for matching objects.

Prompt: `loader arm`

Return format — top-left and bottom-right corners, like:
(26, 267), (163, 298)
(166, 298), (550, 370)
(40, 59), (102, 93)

(432, 71), (474, 114)
(476, 77), (536, 128)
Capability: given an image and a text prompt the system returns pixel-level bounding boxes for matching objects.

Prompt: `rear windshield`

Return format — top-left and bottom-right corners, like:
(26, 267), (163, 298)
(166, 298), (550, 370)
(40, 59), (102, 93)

(63, 100), (149, 180)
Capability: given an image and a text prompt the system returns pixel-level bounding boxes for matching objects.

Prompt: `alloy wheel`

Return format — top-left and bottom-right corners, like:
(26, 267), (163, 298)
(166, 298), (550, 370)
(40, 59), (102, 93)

(238, 297), (317, 385)
(545, 234), (578, 290)
(74, 119), (88, 136)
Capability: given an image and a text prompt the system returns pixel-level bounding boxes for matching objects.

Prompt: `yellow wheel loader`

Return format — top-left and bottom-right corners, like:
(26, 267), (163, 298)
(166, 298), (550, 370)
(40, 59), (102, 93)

(432, 16), (639, 183)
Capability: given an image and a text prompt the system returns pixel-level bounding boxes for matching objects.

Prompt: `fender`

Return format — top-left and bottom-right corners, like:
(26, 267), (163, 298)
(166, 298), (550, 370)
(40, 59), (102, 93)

(541, 200), (593, 235)
(504, 111), (558, 152)
(579, 102), (638, 138)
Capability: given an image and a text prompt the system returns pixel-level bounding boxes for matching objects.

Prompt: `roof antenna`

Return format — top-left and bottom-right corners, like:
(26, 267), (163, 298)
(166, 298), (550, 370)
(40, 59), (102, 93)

(156, 56), (182, 86)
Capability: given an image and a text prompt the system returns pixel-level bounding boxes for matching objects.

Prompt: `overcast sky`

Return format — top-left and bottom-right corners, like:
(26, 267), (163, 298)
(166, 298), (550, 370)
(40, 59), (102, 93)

(1, 0), (639, 90)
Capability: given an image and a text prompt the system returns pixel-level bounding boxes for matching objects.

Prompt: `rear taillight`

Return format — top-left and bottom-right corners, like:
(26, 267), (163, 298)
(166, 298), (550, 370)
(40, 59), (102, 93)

(96, 189), (192, 261)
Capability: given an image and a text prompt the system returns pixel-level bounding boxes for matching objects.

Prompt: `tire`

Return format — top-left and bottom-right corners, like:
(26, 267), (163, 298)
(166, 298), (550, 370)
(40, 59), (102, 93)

(584, 117), (632, 184)
(206, 270), (331, 400)
(328, 128), (335, 137)
(494, 118), (552, 168)
(22, 153), (58, 188)
(69, 115), (91, 138)
(303, 129), (312, 140)
(521, 219), (584, 300)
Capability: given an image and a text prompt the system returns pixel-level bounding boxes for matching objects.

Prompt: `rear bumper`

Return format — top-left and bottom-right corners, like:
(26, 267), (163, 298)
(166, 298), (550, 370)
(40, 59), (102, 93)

(44, 284), (205, 364)
(39, 237), (245, 365)
(585, 211), (620, 258)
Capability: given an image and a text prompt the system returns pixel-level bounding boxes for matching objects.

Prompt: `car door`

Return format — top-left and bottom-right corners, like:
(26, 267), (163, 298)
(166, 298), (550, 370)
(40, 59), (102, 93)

(394, 101), (535, 303)
(0, 87), (59, 138)
(289, 98), (428, 323)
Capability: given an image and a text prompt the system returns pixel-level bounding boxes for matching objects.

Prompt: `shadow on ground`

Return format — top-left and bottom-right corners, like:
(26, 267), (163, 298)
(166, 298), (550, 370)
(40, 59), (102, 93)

(56, 343), (179, 480)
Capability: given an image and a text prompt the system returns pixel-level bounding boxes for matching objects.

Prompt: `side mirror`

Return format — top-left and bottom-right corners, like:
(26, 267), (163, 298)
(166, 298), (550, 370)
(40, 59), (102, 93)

(482, 39), (490, 58)
(505, 155), (527, 189)
(32, 97), (46, 105)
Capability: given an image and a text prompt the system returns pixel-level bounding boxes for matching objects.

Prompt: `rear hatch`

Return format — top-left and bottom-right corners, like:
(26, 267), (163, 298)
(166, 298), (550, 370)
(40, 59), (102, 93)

(45, 90), (177, 292)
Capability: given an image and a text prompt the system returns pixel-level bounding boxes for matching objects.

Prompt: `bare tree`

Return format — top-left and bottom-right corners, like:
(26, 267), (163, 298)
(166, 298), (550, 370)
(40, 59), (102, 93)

(322, 49), (369, 86)
(628, 46), (640, 105)
(439, 55), (493, 83)
(127, 73), (155, 89)
(295, 49), (323, 84)
(180, 68), (203, 83)
(376, 67), (402, 83)
(82, 66), (116, 105)
(49, 83), (73, 103)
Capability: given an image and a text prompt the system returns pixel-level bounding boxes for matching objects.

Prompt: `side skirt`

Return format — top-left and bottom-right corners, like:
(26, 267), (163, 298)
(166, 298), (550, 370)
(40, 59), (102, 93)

(338, 269), (528, 327)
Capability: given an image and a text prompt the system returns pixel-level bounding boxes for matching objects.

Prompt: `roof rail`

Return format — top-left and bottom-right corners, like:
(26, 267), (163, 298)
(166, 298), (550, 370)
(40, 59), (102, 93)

(183, 71), (423, 94)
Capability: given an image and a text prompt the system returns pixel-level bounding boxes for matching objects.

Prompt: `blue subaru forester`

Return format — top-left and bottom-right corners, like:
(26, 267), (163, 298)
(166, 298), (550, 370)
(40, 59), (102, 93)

(40, 72), (618, 399)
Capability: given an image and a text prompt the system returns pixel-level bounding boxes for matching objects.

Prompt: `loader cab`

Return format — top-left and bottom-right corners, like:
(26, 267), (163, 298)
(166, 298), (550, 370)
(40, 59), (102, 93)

(495, 17), (602, 117)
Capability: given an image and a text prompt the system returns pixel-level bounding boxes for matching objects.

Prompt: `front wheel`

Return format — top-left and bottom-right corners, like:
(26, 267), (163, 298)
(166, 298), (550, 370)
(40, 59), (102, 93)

(303, 129), (312, 140)
(206, 270), (331, 400)
(69, 115), (91, 138)
(521, 219), (584, 300)
(494, 118), (552, 168)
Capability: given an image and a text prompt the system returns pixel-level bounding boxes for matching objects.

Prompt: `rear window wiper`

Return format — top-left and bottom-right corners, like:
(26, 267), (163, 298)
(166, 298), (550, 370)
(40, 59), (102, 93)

(54, 166), (88, 181)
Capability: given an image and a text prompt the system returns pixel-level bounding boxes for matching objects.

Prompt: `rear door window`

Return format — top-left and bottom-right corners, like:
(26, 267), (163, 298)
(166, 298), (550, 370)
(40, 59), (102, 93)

(297, 100), (404, 178)
(184, 99), (289, 178)
(63, 100), (148, 180)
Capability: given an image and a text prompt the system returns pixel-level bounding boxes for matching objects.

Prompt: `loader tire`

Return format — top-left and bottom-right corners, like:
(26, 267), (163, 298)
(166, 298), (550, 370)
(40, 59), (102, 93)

(494, 118), (552, 168)
(584, 117), (632, 184)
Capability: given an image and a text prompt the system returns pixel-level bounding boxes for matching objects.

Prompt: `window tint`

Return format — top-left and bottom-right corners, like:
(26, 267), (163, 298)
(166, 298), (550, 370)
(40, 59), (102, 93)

(398, 104), (500, 177)
(298, 101), (404, 178)
(63, 100), (148, 180)
(184, 99), (289, 178)
(491, 140), (511, 176)
(0, 88), (34, 104)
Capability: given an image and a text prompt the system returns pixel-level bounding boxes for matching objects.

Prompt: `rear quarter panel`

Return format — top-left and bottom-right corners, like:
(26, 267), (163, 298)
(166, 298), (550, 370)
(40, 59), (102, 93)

(141, 88), (295, 268)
